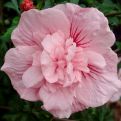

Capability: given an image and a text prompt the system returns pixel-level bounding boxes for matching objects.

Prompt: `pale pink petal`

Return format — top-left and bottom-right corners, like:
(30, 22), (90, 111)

(69, 8), (114, 53)
(20, 89), (39, 101)
(41, 51), (52, 65)
(4, 71), (39, 101)
(48, 108), (72, 119)
(1, 46), (39, 101)
(32, 51), (41, 66)
(110, 89), (121, 102)
(66, 42), (76, 61)
(54, 3), (81, 20)
(74, 70), (82, 82)
(110, 69), (121, 102)
(86, 51), (106, 68)
(11, 80), (40, 101)
(71, 98), (88, 112)
(41, 50), (66, 85)
(39, 83), (74, 118)
(41, 32), (64, 54)
(103, 48), (118, 75)
(1, 46), (37, 72)
(76, 49), (121, 107)
(22, 66), (43, 88)
(12, 9), (70, 47)
(54, 46), (65, 60)
(57, 68), (64, 81)
(19, 87), (40, 101)
(76, 72), (121, 107)
(41, 64), (58, 83)
(41, 51), (58, 83)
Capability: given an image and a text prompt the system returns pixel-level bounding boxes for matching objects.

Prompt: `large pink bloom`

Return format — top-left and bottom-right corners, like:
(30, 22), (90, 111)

(1, 3), (121, 118)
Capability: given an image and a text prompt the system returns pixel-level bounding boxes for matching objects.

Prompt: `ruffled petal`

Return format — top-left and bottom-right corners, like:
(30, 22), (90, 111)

(39, 83), (74, 118)
(17, 81), (40, 101)
(1, 46), (37, 72)
(41, 32), (64, 54)
(22, 66), (43, 88)
(32, 51), (41, 66)
(86, 51), (106, 69)
(69, 7), (114, 53)
(12, 8), (70, 47)
(76, 49), (121, 107)
(54, 3), (81, 20)
(1, 46), (39, 101)
(76, 72), (121, 107)
(71, 98), (88, 112)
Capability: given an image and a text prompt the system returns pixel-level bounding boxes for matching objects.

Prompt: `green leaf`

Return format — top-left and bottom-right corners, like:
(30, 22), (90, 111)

(3, 114), (21, 121)
(11, 0), (19, 10)
(70, 0), (79, 4)
(4, 2), (16, 10)
(97, 0), (120, 13)
(109, 17), (120, 26)
(0, 17), (19, 43)
(116, 41), (121, 50)
(84, 0), (95, 5)
(4, 0), (20, 14)
(44, 0), (52, 8)
(0, 26), (15, 42)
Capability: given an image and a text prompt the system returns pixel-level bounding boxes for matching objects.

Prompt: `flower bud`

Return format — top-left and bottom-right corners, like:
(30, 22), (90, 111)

(20, 0), (34, 11)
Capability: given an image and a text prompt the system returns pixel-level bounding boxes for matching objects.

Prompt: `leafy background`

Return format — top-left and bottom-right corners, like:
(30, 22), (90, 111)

(0, 0), (121, 121)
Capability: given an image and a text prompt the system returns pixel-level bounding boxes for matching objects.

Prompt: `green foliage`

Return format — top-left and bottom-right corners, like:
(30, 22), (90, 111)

(70, 0), (79, 4)
(116, 41), (121, 50)
(0, 17), (19, 42)
(0, 0), (121, 121)
(4, 0), (21, 14)
(70, 106), (114, 121)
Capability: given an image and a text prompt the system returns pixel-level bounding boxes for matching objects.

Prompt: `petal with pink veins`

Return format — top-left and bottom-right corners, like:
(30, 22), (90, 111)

(39, 83), (74, 118)
(86, 51), (106, 69)
(76, 49), (121, 107)
(12, 9), (70, 47)
(1, 46), (40, 101)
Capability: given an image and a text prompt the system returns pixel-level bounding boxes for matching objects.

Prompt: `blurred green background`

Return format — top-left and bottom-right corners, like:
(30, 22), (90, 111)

(0, 0), (121, 121)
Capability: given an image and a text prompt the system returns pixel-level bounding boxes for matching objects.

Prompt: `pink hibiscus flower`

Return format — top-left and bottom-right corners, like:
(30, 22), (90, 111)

(1, 3), (121, 118)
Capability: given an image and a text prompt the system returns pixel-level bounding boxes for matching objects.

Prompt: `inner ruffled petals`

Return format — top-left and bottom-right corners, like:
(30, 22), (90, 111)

(41, 32), (106, 86)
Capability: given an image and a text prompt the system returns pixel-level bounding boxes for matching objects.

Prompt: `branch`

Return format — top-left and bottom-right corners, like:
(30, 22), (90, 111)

(0, 106), (11, 111)
(106, 12), (121, 17)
